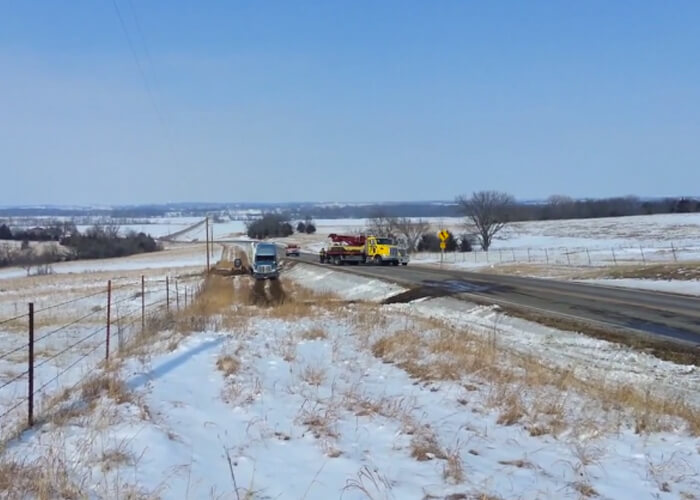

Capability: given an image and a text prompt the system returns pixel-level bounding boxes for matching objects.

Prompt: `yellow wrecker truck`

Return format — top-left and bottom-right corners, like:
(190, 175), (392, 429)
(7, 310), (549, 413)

(319, 234), (408, 266)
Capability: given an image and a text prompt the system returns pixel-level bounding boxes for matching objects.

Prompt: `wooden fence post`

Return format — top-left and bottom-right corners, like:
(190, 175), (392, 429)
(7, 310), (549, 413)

(206, 217), (210, 273)
(166, 276), (170, 313)
(28, 302), (34, 427)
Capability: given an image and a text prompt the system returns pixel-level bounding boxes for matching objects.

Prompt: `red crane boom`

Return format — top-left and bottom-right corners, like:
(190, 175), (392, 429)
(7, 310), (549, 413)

(328, 234), (366, 246)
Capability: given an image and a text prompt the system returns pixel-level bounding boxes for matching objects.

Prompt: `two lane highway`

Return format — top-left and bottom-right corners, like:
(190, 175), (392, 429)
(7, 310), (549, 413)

(292, 254), (700, 348)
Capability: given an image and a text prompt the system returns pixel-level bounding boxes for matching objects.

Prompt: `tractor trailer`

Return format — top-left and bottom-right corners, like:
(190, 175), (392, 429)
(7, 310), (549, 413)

(250, 242), (280, 280)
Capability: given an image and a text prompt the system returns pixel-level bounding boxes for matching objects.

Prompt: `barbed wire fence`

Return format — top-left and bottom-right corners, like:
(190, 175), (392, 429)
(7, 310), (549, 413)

(0, 273), (202, 441)
(413, 242), (700, 267)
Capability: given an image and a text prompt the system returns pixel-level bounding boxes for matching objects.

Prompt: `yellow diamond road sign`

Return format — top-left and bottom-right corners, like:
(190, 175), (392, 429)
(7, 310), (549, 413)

(440, 241), (446, 250)
(438, 230), (449, 241)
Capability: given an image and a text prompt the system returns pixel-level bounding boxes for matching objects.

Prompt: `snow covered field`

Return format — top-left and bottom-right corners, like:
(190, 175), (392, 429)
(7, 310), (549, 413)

(0, 245), (207, 442)
(1, 260), (698, 499)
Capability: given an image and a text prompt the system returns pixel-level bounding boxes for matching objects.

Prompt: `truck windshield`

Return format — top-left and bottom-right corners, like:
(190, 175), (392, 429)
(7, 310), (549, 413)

(255, 255), (275, 262)
(376, 238), (393, 245)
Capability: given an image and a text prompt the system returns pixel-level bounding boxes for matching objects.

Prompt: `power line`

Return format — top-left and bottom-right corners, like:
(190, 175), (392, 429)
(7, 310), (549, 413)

(110, 0), (173, 154)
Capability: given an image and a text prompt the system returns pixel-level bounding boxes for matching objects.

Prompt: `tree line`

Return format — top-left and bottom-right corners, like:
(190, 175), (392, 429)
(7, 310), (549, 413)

(368, 192), (699, 252)
(0, 224), (161, 274)
(246, 214), (317, 239)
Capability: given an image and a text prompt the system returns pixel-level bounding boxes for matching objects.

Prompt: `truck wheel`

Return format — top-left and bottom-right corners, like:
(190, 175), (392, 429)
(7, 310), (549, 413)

(333, 256), (342, 266)
(402, 262), (408, 266)
(373, 255), (382, 265)
(392, 260), (399, 266)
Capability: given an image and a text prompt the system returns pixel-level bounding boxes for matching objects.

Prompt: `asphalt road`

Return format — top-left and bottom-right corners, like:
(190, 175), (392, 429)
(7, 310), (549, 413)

(291, 253), (700, 348)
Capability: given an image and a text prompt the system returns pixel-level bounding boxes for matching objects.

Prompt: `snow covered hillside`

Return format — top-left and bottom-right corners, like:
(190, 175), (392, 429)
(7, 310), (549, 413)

(1, 263), (698, 499)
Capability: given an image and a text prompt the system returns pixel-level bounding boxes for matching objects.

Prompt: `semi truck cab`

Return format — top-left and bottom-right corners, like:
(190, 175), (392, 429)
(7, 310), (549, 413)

(252, 243), (280, 280)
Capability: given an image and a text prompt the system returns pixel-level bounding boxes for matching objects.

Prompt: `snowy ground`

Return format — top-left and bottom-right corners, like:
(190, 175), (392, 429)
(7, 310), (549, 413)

(0, 245), (207, 441)
(1, 262), (698, 499)
(0, 243), (208, 280)
(575, 278), (700, 296)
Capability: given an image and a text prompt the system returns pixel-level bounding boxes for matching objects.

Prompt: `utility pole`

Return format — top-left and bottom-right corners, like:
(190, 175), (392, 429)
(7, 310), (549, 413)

(205, 216), (210, 273)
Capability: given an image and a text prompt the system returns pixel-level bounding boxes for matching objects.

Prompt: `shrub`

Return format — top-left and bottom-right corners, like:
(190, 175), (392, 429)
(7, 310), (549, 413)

(418, 234), (441, 252)
(459, 234), (474, 252)
(0, 224), (12, 240)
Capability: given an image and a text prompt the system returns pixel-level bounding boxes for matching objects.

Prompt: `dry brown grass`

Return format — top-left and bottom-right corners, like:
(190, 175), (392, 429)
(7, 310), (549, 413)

(410, 427), (447, 461)
(573, 481), (598, 497)
(367, 316), (700, 436)
(100, 448), (133, 472)
(0, 459), (83, 499)
(297, 402), (338, 440)
(301, 327), (327, 341)
(301, 365), (326, 387)
(443, 445), (465, 484)
(498, 458), (534, 469)
(343, 388), (415, 421)
(216, 354), (241, 377)
(576, 261), (700, 281)
(496, 391), (526, 426)
(81, 374), (134, 406)
(262, 280), (342, 320)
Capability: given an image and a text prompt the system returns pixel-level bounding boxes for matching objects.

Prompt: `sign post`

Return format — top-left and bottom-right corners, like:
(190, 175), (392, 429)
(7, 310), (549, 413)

(438, 230), (449, 268)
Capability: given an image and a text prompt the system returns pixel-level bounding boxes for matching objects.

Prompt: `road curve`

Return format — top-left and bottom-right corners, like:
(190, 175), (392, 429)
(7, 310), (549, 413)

(290, 253), (700, 349)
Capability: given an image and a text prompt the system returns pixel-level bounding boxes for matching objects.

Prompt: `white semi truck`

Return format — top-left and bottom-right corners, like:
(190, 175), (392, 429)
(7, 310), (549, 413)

(249, 242), (280, 280)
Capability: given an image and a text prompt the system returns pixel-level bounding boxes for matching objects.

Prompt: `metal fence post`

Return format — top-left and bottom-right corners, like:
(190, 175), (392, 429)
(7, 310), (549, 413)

(545, 248), (549, 264)
(565, 248), (571, 266)
(511, 249), (516, 262)
(166, 276), (170, 313)
(612, 248), (617, 265)
(106, 280), (111, 361)
(671, 242), (678, 262)
(141, 275), (145, 333)
(586, 248), (592, 266)
(28, 302), (34, 427)
(639, 245), (646, 264)
(175, 280), (180, 311)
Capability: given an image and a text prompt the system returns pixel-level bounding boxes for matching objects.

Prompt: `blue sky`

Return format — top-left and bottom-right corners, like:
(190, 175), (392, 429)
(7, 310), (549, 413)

(1, 1), (699, 205)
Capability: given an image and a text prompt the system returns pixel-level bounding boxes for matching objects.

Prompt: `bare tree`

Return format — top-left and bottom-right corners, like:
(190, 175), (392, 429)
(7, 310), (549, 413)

(456, 191), (515, 251)
(17, 246), (37, 276)
(390, 217), (430, 252)
(366, 212), (429, 252)
(104, 222), (121, 239)
(366, 211), (395, 237)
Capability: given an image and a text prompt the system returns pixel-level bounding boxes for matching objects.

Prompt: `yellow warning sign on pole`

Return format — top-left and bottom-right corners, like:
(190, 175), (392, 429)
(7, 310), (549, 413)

(438, 230), (449, 241)
(440, 241), (446, 250)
